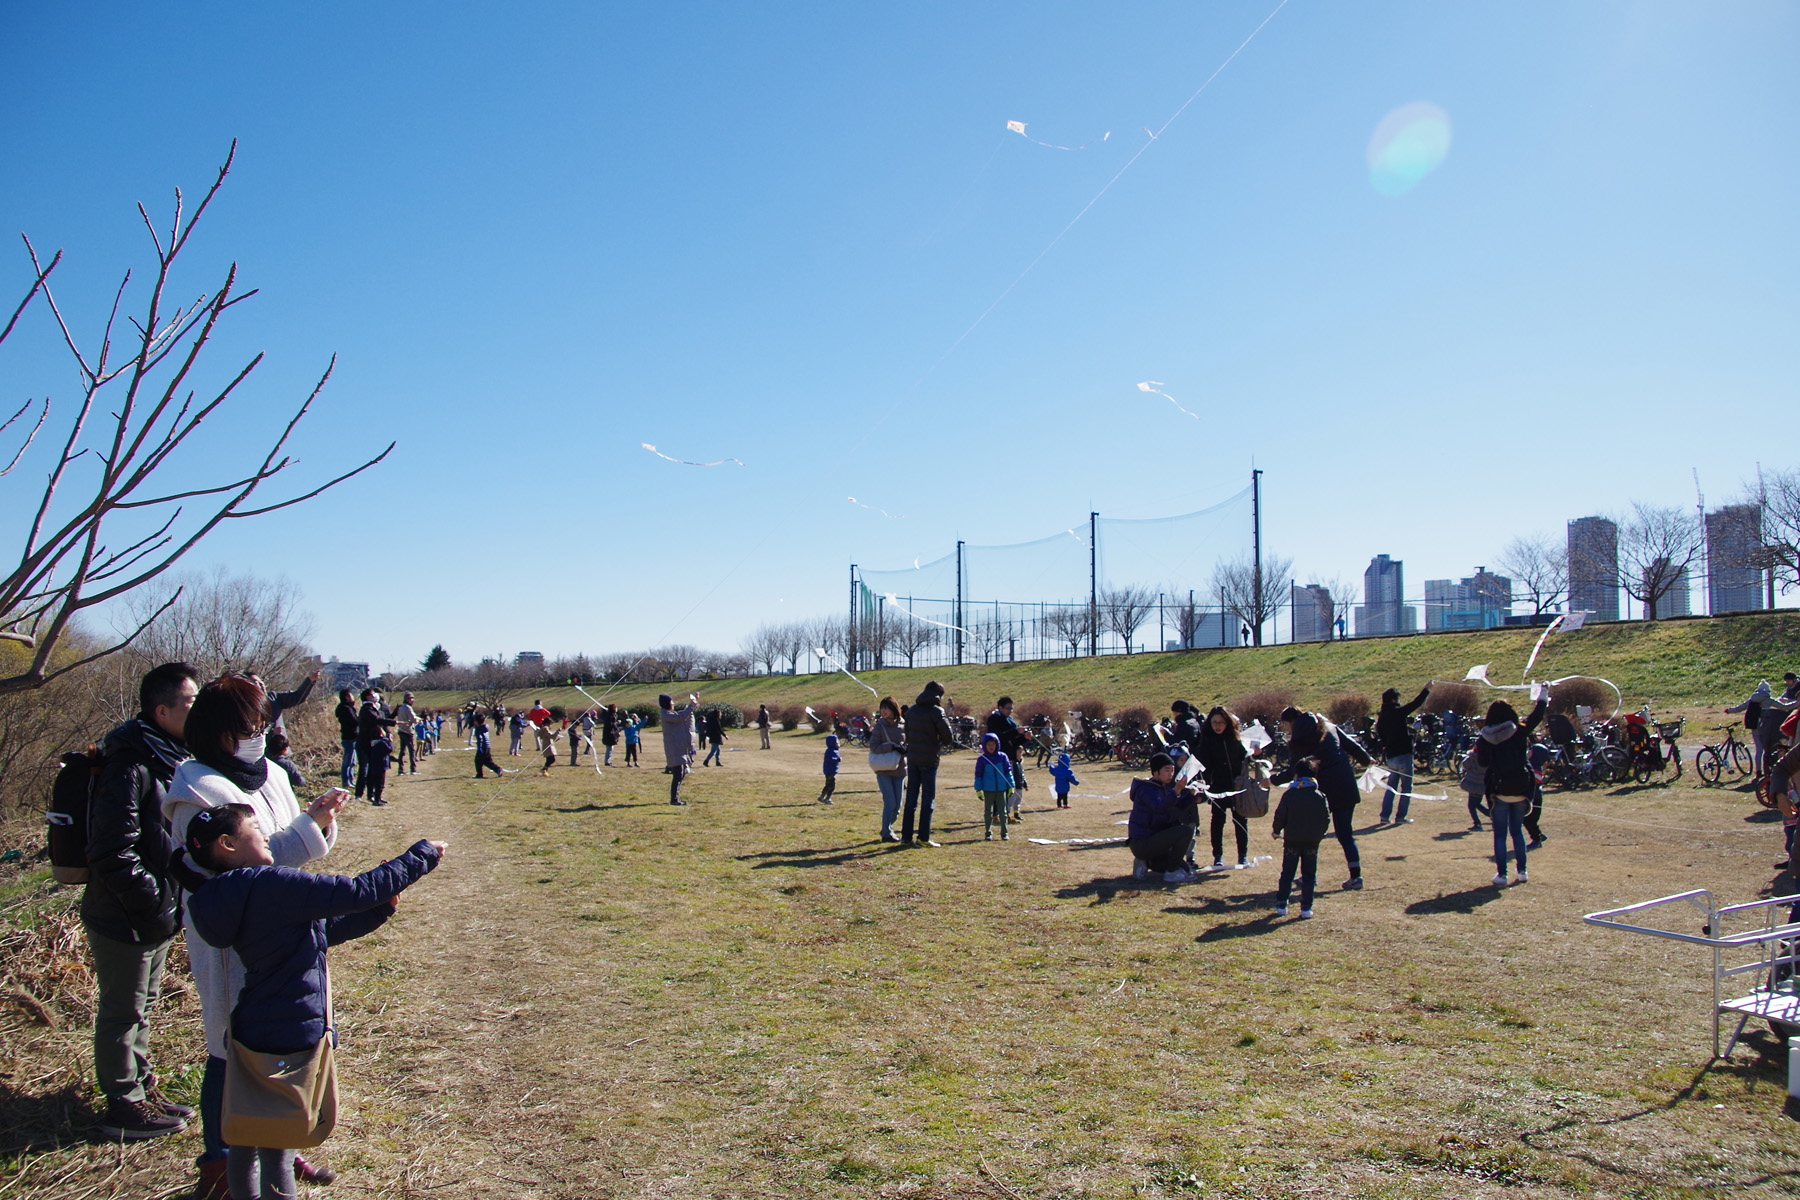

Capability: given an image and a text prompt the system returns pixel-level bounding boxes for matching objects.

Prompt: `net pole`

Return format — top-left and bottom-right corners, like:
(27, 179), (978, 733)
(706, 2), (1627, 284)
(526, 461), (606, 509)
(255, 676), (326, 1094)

(1252, 469), (1264, 647)
(1088, 511), (1099, 657)
(955, 541), (964, 666)
(849, 565), (858, 670)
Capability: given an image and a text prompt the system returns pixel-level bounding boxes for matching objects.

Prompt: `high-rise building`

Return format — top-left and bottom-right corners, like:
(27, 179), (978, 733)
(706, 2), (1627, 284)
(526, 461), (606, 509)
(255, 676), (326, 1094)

(1355, 555), (1414, 636)
(1567, 516), (1619, 621)
(1423, 567), (1513, 630)
(1706, 504), (1764, 613)
(1646, 557), (1691, 617)
(1291, 583), (1333, 642)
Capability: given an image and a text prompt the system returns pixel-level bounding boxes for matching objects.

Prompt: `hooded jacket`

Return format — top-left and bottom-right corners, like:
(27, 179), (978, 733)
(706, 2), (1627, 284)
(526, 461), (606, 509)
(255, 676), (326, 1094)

(1169, 705), (1204, 749)
(1475, 698), (1547, 798)
(82, 718), (189, 945)
(1049, 753), (1080, 793)
(1271, 778), (1330, 843)
(822, 733), (841, 775)
(974, 739), (1013, 792)
(1375, 687), (1431, 758)
(1127, 776), (1199, 842)
(187, 840), (439, 1053)
(903, 683), (954, 767)
(1271, 712), (1366, 806)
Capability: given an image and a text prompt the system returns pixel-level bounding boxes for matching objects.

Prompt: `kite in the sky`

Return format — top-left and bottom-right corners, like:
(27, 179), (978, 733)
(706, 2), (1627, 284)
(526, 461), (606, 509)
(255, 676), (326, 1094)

(848, 496), (901, 519)
(1137, 381), (1200, 420)
(1007, 119), (1111, 150)
(642, 443), (743, 467)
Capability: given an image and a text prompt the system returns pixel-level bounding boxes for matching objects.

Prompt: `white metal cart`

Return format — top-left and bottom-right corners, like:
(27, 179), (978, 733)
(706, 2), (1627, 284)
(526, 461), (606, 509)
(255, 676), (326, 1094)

(1584, 889), (1800, 1059)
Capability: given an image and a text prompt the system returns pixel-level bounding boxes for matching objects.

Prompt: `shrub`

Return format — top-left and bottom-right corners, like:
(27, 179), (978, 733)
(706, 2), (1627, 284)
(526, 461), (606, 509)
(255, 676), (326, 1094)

(1117, 705), (1154, 733)
(548, 705), (567, 722)
(1423, 682), (1481, 716)
(1547, 677), (1611, 715)
(1230, 688), (1297, 726)
(1016, 698), (1059, 728)
(776, 704), (806, 731)
(1325, 692), (1371, 729)
(1072, 696), (1108, 721)
(625, 702), (660, 728)
(701, 702), (744, 729)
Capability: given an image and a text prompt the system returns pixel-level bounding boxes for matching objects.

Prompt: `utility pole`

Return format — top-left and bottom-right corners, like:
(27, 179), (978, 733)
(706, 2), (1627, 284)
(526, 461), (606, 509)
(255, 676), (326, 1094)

(1251, 469), (1264, 647)
(848, 565), (859, 670)
(954, 541), (965, 666)
(1089, 511), (1099, 656)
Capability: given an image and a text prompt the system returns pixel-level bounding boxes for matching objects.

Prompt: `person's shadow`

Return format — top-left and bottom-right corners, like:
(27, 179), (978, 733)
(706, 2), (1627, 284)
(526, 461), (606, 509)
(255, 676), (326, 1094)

(737, 842), (896, 869)
(1404, 885), (1509, 915)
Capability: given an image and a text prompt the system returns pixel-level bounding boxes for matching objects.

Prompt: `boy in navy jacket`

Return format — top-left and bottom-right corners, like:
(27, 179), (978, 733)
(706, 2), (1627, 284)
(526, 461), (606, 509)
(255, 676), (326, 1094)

(1270, 757), (1330, 919)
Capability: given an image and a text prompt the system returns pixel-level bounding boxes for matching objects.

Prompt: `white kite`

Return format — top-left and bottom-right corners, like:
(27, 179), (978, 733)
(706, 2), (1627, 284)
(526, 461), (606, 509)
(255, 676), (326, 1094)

(1137, 381), (1201, 420)
(1006, 119), (1111, 150)
(882, 593), (971, 636)
(848, 496), (901, 519)
(642, 443), (744, 467)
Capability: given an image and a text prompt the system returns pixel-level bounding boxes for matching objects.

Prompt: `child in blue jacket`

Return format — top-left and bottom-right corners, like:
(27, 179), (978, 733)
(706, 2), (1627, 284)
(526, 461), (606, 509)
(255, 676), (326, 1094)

(171, 803), (444, 1200)
(1049, 752), (1079, 808)
(975, 733), (1015, 840)
(817, 733), (841, 804)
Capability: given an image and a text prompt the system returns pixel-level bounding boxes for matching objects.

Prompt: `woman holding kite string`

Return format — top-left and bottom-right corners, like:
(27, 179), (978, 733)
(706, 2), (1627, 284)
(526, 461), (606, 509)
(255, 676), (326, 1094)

(1269, 708), (1372, 891)
(1476, 691), (1549, 887)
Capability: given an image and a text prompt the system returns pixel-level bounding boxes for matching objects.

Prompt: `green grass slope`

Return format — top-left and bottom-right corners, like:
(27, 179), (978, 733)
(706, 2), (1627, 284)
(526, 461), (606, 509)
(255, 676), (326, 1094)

(412, 610), (1800, 718)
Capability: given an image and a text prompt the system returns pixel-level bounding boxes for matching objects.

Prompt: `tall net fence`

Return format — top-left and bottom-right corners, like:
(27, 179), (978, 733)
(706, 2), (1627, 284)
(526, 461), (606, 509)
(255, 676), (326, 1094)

(853, 485), (1258, 668)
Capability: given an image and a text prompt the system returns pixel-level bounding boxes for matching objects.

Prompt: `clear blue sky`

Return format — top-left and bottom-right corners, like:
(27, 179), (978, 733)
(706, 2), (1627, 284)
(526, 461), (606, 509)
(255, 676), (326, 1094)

(3, 1), (1795, 669)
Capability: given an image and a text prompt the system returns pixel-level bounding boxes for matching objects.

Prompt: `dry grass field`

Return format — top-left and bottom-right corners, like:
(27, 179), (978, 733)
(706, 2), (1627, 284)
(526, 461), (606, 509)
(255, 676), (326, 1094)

(4, 715), (1800, 1199)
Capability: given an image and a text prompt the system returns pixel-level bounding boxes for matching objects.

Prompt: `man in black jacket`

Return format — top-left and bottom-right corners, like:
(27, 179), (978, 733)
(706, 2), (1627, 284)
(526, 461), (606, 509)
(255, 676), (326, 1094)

(334, 687), (359, 789)
(1375, 685), (1431, 826)
(985, 697), (1030, 816)
(354, 687), (396, 799)
(901, 681), (955, 847)
(83, 661), (199, 1141)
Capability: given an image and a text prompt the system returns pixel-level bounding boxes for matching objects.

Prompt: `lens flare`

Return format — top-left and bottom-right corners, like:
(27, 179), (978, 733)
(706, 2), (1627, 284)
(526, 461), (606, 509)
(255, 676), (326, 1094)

(1366, 102), (1451, 196)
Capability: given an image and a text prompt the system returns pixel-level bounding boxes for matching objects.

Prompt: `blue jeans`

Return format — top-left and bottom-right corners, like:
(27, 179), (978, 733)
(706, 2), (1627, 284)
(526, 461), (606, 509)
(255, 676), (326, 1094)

(197, 1052), (226, 1163)
(703, 741), (723, 766)
(902, 763), (938, 842)
(1492, 798), (1529, 872)
(877, 771), (905, 836)
(339, 738), (356, 789)
(1465, 789), (1489, 827)
(1380, 753), (1414, 822)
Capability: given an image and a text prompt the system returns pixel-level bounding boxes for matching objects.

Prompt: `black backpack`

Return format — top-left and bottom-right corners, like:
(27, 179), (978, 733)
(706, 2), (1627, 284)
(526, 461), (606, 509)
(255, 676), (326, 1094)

(1746, 701), (1762, 730)
(46, 746), (103, 884)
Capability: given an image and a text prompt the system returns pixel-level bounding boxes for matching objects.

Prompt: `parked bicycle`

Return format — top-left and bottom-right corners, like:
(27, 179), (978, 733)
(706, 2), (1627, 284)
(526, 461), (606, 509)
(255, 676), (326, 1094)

(1695, 724), (1755, 786)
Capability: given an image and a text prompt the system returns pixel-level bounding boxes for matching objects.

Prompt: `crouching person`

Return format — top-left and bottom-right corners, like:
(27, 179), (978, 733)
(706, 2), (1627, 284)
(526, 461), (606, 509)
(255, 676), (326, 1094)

(1127, 752), (1200, 883)
(171, 806), (444, 1200)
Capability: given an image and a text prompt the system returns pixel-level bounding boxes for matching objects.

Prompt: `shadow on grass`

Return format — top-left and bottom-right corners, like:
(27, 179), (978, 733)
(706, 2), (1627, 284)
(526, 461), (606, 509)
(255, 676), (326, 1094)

(1434, 828), (1481, 841)
(1054, 878), (1162, 905)
(1404, 885), (1509, 915)
(738, 843), (896, 869)
(1744, 808), (1783, 825)
(0, 1079), (97, 1154)
(555, 802), (659, 813)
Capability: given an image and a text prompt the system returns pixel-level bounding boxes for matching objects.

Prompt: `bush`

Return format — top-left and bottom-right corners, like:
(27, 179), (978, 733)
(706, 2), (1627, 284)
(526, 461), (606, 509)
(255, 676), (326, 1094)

(1230, 688), (1297, 726)
(1325, 692), (1371, 729)
(1548, 677), (1612, 716)
(548, 705), (567, 722)
(1016, 698), (1059, 728)
(1423, 682), (1481, 716)
(776, 704), (806, 732)
(625, 702), (660, 728)
(701, 702), (744, 729)
(1072, 696), (1108, 721)
(1117, 705), (1154, 733)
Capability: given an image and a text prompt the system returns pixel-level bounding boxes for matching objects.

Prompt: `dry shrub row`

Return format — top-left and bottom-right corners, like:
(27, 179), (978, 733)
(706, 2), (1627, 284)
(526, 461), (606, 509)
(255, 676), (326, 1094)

(1230, 688), (1296, 726)
(1072, 696), (1107, 721)
(1423, 682), (1482, 717)
(1548, 677), (1613, 715)
(1115, 706), (1154, 733)
(1325, 692), (1371, 729)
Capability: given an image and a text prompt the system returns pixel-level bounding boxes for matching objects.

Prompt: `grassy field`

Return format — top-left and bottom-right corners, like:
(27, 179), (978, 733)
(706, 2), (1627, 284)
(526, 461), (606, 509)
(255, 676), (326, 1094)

(408, 612), (1800, 720)
(4, 715), (1800, 1199)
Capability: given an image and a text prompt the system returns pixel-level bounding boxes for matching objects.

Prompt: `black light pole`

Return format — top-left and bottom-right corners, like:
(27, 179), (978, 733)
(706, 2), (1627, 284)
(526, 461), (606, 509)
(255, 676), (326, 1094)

(1251, 469), (1264, 647)
(955, 540), (965, 666)
(1089, 511), (1099, 656)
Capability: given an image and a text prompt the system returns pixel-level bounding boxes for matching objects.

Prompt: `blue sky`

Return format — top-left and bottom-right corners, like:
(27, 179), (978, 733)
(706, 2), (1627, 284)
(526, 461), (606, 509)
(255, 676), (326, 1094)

(2, 1), (1795, 668)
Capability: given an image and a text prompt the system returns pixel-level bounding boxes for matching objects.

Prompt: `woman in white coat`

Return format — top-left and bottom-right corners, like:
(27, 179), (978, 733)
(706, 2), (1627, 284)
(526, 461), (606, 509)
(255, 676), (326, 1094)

(162, 673), (345, 1197)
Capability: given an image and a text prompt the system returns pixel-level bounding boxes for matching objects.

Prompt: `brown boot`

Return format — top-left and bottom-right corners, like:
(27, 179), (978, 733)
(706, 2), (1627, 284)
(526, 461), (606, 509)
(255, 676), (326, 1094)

(194, 1158), (229, 1199)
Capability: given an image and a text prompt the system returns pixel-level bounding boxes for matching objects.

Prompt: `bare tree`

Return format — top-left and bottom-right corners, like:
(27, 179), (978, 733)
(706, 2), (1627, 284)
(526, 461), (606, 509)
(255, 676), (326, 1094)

(773, 623), (807, 675)
(1615, 502), (1703, 621)
(808, 617), (847, 672)
(741, 624), (782, 676)
(120, 568), (315, 684)
(1041, 605), (1093, 658)
(1756, 470), (1800, 596)
(1495, 533), (1568, 617)
(888, 615), (937, 668)
(0, 145), (390, 694)
(1212, 554), (1293, 647)
(655, 644), (701, 682)
(1170, 595), (1202, 649)
(967, 616), (1010, 664)
(1318, 574), (1358, 639)
(1100, 585), (1156, 655)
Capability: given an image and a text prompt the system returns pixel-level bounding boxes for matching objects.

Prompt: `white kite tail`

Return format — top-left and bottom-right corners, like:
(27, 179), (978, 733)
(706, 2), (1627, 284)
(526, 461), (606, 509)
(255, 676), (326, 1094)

(1520, 613), (1567, 681)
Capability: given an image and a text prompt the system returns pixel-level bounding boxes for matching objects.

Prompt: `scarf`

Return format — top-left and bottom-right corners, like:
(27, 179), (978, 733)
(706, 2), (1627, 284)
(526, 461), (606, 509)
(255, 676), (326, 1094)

(132, 717), (190, 774)
(191, 738), (269, 794)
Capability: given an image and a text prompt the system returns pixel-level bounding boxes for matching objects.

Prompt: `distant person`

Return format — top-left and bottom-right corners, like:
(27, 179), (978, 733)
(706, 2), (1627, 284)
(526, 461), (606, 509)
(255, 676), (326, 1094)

(1270, 756), (1330, 919)
(600, 704), (621, 766)
(623, 712), (642, 766)
(1375, 685), (1431, 826)
(660, 693), (699, 805)
(354, 687), (395, 799)
(817, 733), (841, 804)
(1458, 746), (1489, 831)
(537, 725), (560, 776)
(1050, 752), (1079, 808)
(1728, 680), (1798, 776)
(1127, 752), (1199, 883)
(392, 691), (420, 775)
(1270, 708), (1372, 891)
(1196, 706), (1250, 869)
(334, 688), (358, 790)
(868, 697), (907, 840)
(364, 724), (394, 806)
(473, 714), (506, 778)
(509, 709), (526, 756)
(985, 696), (1029, 821)
(1168, 700), (1204, 750)
(83, 662), (199, 1142)
(975, 732), (1014, 841)
(900, 682), (955, 847)
(702, 708), (726, 766)
(756, 704), (773, 750)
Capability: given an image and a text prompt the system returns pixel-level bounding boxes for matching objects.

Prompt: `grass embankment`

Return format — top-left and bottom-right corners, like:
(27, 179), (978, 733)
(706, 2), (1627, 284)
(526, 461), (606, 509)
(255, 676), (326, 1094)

(6, 721), (1799, 1198)
(412, 612), (1800, 718)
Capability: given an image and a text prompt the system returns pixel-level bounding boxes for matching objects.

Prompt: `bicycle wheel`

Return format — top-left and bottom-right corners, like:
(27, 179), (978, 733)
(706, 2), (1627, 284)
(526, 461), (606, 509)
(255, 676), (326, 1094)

(1756, 774), (1778, 809)
(1695, 747), (1722, 786)
(1595, 745), (1630, 783)
(1633, 759), (1654, 785)
(1730, 741), (1755, 777)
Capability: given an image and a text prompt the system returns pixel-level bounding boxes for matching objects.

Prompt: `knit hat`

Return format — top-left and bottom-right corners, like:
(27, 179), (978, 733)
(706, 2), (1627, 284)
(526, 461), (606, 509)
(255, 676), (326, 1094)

(1148, 752), (1173, 773)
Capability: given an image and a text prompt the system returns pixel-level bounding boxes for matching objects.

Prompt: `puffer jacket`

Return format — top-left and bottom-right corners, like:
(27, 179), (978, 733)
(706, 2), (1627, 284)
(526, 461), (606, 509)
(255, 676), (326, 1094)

(903, 685), (954, 767)
(1127, 777), (1199, 842)
(1272, 712), (1366, 807)
(1375, 687), (1431, 757)
(1476, 698), (1548, 798)
(187, 840), (439, 1054)
(1271, 780), (1330, 843)
(81, 719), (188, 945)
(1195, 726), (1248, 793)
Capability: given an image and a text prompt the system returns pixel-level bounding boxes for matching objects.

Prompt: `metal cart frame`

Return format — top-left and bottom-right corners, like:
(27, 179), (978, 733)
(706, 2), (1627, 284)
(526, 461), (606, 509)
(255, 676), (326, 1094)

(1584, 888), (1800, 1059)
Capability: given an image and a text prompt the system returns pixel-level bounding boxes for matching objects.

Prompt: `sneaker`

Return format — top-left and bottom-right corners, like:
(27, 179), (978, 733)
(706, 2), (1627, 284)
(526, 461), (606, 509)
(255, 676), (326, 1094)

(1342, 877), (1364, 891)
(371, 798), (388, 806)
(670, 798), (687, 806)
(1275, 904), (1288, 917)
(985, 831), (993, 841)
(1492, 872), (1508, 886)
(1398, 817), (1414, 825)
(919, 839), (941, 848)
(1133, 859), (1149, 880)
(1778, 861), (1794, 871)
(1469, 823), (1483, 831)
(1237, 857), (1248, 868)
(1162, 868), (1196, 883)
(95, 1096), (185, 1140)
(881, 831), (900, 843)
(1526, 839), (1542, 850)
(144, 1076), (194, 1121)
(1001, 833), (1009, 841)
(819, 798), (834, 805)
(1212, 859), (1225, 870)
(1299, 908), (1314, 919)
(1515, 870), (1528, 884)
